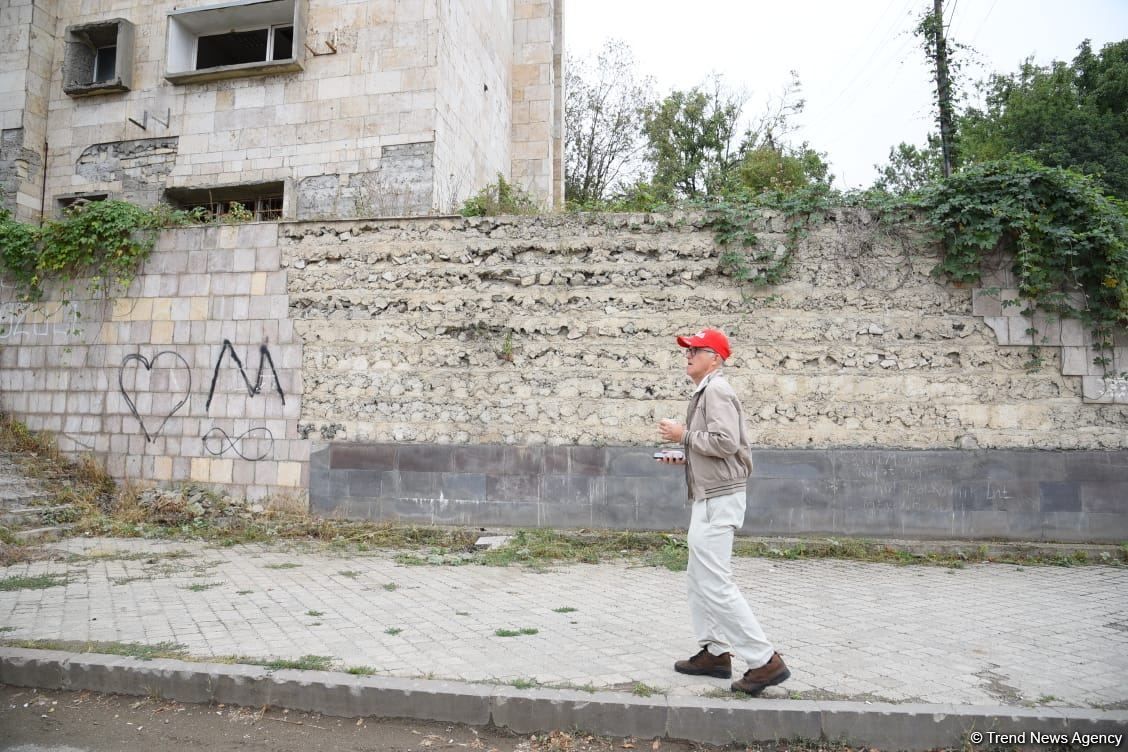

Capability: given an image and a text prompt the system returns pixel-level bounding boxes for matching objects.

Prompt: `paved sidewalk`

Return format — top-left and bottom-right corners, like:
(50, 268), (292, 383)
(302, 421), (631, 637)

(1, 537), (1126, 711)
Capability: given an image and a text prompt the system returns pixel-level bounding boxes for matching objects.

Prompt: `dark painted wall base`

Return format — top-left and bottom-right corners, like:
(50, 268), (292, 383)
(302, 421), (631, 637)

(309, 443), (1128, 543)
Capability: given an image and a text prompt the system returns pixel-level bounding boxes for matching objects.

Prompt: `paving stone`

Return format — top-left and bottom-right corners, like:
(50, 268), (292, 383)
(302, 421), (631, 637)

(0, 537), (1125, 717)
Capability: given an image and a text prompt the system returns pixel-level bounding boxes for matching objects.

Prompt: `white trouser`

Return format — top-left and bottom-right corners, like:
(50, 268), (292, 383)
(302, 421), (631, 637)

(686, 490), (774, 668)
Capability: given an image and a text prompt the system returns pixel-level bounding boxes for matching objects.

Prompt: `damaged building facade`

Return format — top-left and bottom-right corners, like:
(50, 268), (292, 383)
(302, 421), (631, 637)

(1, 0), (564, 222)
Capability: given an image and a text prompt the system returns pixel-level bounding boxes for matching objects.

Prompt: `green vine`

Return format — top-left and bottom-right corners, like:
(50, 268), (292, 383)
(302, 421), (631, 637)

(0, 200), (198, 303)
(919, 157), (1128, 366)
(707, 184), (834, 286)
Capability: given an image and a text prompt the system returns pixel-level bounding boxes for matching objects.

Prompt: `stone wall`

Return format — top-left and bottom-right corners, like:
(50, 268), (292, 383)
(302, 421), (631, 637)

(287, 211), (1128, 450)
(1, 210), (1125, 540)
(0, 223), (306, 499)
(0, 0), (54, 221)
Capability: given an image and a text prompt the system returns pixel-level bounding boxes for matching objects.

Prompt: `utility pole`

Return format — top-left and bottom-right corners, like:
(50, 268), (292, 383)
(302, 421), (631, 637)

(933, 0), (956, 177)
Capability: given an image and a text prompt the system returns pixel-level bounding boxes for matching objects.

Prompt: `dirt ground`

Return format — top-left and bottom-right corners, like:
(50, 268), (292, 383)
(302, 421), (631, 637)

(0, 685), (849, 752)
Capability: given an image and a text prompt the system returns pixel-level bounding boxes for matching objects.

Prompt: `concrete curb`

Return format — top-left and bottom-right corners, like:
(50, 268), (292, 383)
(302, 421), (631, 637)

(2, 649), (1126, 750)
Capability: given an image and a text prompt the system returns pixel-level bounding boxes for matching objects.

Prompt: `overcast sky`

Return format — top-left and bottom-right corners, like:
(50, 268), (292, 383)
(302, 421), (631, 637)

(564, 0), (1128, 189)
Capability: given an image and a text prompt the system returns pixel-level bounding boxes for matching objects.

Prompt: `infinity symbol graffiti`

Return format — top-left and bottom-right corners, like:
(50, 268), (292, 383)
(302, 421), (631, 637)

(202, 426), (275, 461)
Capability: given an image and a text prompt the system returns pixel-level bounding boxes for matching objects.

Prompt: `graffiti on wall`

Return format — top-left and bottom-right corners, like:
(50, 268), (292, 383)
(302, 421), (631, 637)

(205, 339), (286, 410)
(118, 350), (192, 442)
(202, 426), (275, 461)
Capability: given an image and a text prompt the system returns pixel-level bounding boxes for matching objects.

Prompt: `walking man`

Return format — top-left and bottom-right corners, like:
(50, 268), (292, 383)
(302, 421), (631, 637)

(657, 327), (790, 695)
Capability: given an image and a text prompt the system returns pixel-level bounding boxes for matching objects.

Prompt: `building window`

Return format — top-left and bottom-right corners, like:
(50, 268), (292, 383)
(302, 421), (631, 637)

(63, 19), (134, 97)
(165, 183), (285, 222)
(195, 25), (293, 69)
(93, 46), (117, 82)
(56, 193), (110, 215)
(165, 0), (304, 85)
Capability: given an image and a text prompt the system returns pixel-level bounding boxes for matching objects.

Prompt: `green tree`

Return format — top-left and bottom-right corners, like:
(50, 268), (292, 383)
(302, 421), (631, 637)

(959, 40), (1128, 199)
(641, 73), (820, 201)
(641, 78), (745, 200)
(564, 40), (654, 206)
(872, 136), (943, 195)
(736, 143), (831, 195)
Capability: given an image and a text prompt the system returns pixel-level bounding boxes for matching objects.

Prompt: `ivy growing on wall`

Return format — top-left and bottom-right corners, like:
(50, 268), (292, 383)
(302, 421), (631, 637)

(0, 201), (199, 303)
(919, 157), (1127, 369)
(709, 184), (835, 286)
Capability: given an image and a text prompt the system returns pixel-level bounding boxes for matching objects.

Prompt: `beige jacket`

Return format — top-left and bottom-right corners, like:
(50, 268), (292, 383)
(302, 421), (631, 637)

(682, 371), (754, 502)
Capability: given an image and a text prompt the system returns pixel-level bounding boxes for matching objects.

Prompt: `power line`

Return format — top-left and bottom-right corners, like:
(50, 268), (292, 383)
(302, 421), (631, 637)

(968, 0), (1001, 45)
(944, 0), (960, 32)
(824, 0), (920, 110)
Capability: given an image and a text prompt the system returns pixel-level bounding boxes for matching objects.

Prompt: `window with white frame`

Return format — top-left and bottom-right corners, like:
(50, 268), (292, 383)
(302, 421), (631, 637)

(165, 0), (303, 84)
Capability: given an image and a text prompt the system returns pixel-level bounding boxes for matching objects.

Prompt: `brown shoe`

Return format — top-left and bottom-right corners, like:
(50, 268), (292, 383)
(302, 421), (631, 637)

(730, 652), (790, 695)
(674, 647), (732, 679)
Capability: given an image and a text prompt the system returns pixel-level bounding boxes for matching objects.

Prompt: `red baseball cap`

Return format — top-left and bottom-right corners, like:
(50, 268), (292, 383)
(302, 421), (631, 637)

(676, 328), (731, 360)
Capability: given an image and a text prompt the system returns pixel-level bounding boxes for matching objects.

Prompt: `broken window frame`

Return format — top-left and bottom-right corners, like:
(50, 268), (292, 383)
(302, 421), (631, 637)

(62, 19), (134, 97)
(165, 183), (285, 222)
(55, 193), (110, 216)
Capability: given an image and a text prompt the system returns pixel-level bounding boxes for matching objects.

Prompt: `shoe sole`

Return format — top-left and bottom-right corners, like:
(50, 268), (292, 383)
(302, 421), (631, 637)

(674, 665), (732, 679)
(730, 668), (791, 695)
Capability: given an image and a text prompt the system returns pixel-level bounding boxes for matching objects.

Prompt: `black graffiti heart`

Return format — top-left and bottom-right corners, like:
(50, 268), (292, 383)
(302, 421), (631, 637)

(119, 351), (192, 442)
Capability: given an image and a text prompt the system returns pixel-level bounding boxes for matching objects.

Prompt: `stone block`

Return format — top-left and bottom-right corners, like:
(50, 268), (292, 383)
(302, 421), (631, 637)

(441, 472), (488, 500)
(486, 474), (541, 502)
(1005, 315), (1033, 345)
(60, 653), (141, 696)
(665, 697), (822, 747)
(397, 443), (453, 472)
(1062, 347), (1090, 376)
(277, 461), (303, 487)
(820, 702), (969, 751)
(491, 688), (666, 739)
(540, 474), (591, 505)
(1081, 482), (1128, 513)
(0, 648), (69, 689)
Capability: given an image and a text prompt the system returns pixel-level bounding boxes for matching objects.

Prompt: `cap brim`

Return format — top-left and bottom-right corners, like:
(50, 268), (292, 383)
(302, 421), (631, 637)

(676, 335), (703, 349)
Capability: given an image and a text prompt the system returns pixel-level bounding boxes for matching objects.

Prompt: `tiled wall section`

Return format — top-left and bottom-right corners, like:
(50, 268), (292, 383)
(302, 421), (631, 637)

(310, 443), (1128, 543)
(0, 223), (307, 499)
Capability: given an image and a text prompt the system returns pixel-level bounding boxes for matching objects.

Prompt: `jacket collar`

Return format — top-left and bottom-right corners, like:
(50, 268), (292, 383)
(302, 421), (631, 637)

(692, 369), (722, 396)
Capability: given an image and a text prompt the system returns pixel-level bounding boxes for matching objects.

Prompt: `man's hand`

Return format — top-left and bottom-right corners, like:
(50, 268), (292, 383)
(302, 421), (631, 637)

(658, 419), (686, 443)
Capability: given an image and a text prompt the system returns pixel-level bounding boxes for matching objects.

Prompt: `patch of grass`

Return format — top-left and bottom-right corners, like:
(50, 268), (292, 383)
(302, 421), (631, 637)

(382, 582), (398, 591)
(263, 562), (300, 570)
(305, 610), (324, 617)
(0, 414), (116, 529)
(384, 627), (403, 636)
(703, 688), (742, 699)
(0, 626), (15, 633)
(236, 589), (254, 595)
(110, 576), (149, 586)
(0, 574), (68, 591)
(552, 606), (578, 613)
(631, 682), (660, 697)
(494, 627), (538, 637)
(338, 570), (360, 579)
(646, 536), (688, 571)
(1, 638), (188, 661)
(510, 678), (540, 689)
(346, 665), (376, 676)
(181, 582), (221, 592)
(252, 655), (335, 671)
(455, 611), (470, 616)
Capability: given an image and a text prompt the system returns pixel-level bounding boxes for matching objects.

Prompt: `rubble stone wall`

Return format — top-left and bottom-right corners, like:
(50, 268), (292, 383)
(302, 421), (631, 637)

(286, 211), (1128, 450)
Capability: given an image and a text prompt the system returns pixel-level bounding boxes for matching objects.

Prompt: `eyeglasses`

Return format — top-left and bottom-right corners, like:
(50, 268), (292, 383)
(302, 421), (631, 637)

(685, 347), (716, 358)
